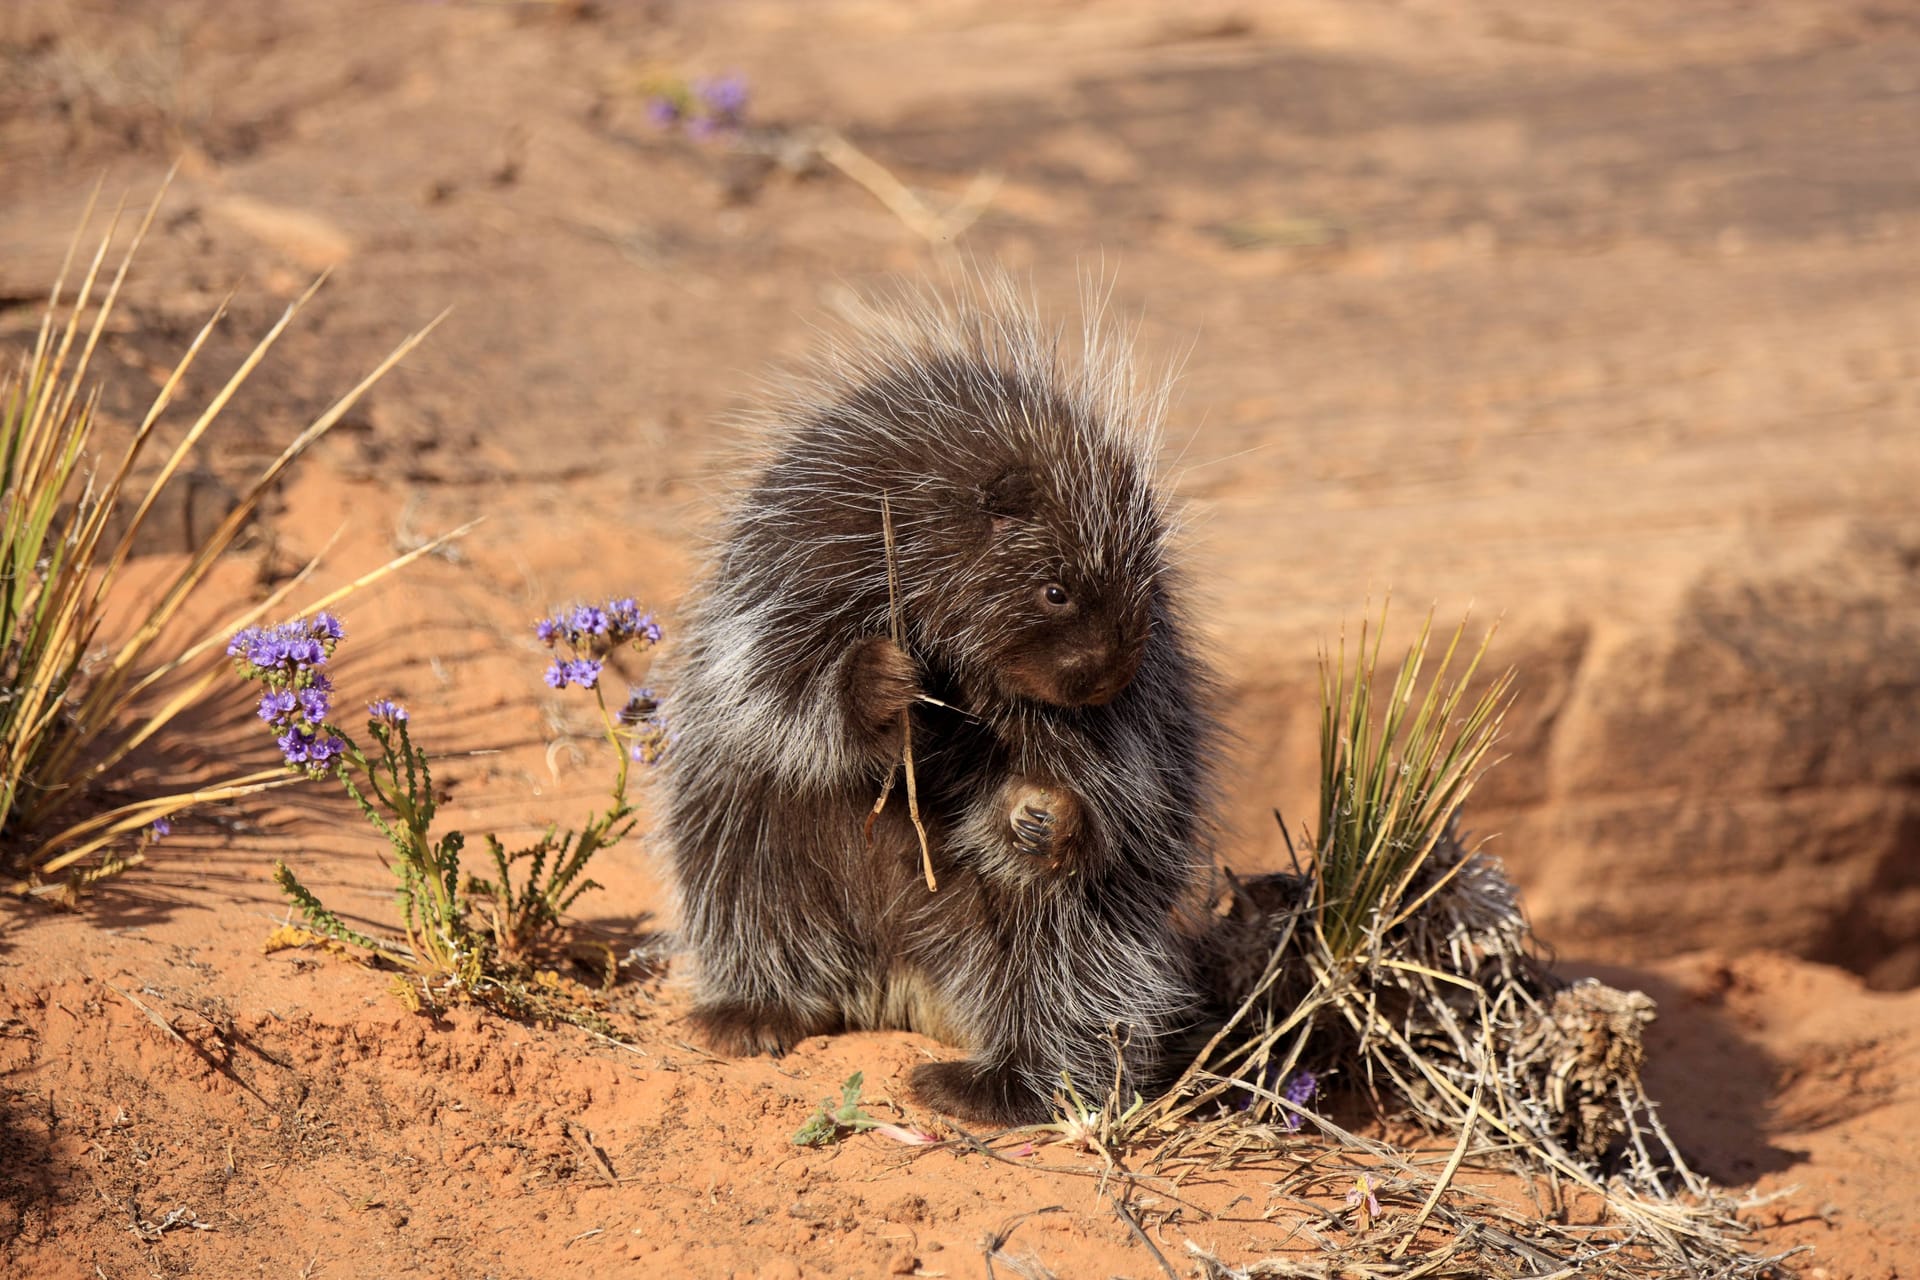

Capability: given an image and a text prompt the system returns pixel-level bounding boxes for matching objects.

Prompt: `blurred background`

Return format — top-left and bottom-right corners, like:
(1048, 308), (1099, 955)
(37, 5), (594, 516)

(3, 0), (1916, 985)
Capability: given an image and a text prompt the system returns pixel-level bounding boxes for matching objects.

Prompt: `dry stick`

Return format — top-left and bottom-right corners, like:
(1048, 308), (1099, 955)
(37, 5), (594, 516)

(1109, 1194), (1180, 1280)
(938, 1123), (1207, 1210)
(563, 1121), (619, 1187)
(878, 494), (936, 891)
(811, 128), (1001, 245)
(104, 981), (186, 1045)
(105, 981), (271, 1109)
(1390, 1066), (1486, 1260)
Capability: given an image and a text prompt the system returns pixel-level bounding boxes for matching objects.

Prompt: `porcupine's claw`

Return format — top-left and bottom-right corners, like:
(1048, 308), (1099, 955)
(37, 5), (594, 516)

(1012, 802), (1054, 857)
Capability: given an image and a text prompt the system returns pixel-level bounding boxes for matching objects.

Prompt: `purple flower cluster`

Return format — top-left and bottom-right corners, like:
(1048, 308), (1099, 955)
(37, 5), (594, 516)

(1233, 1064), (1319, 1125)
(230, 613), (347, 777)
(647, 72), (750, 141)
(536, 597), (662, 652)
(534, 595), (669, 761)
(1279, 1069), (1319, 1132)
(535, 596), (663, 695)
(227, 613), (344, 674)
(368, 699), (409, 725)
(545, 657), (605, 691)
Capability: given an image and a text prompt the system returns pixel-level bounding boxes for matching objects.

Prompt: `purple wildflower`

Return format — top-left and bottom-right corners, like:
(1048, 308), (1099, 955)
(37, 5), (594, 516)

(570, 605), (610, 636)
(368, 699), (408, 723)
(277, 731), (311, 766)
(545, 659), (570, 689)
(305, 735), (344, 769)
(1345, 1173), (1381, 1221)
(234, 630), (283, 670)
(230, 616), (344, 675)
(299, 686), (331, 723)
(149, 817), (172, 840)
(258, 689), (298, 724)
(646, 95), (682, 129)
(695, 72), (749, 122)
(567, 658), (604, 690)
(1280, 1069), (1318, 1132)
(608, 598), (662, 645)
(535, 617), (559, 644)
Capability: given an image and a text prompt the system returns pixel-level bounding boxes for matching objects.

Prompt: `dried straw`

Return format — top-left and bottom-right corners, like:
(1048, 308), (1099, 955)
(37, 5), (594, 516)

(867, 492), (936, 891)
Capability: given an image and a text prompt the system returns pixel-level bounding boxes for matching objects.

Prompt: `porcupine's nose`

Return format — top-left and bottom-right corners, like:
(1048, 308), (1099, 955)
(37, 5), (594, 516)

(1071, 637), (1143, 707)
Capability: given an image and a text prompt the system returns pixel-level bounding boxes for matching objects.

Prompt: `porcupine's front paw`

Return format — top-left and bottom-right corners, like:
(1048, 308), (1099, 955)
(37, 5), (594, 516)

(687, 1001), (832, 1057)
(845, 635), (920, 738)
(910, 1059), (1051, 1127)
(1005, 780), (1082, 862)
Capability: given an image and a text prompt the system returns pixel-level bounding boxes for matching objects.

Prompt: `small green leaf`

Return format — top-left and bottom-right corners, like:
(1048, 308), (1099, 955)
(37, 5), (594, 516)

(791, 1072), (880, 1146)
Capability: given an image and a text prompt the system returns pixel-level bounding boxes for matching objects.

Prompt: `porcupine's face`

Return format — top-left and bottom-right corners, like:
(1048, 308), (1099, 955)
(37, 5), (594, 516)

(963, 461), (1160, 711)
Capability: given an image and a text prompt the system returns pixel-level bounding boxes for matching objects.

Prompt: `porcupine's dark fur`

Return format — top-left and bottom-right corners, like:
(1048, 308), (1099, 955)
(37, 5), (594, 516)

(659, 279), (1221, 1125)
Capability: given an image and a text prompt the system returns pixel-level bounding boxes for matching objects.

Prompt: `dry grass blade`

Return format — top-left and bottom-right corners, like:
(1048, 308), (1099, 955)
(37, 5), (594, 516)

(33, 770), (299, 876)
(1390, 1069), (1483, 1259)
(878, 492), (935, 891)
(34, 304), (450, 805)
(2, 178), (455, 895)
(1153, 605), (1797, 1279)
(808, 127), (1001, 244)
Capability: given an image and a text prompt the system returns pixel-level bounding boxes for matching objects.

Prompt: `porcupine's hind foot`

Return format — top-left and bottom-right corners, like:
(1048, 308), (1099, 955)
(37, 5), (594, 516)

(1005, 779), (1082, 863)
(688, 1000), (840, 1057)
(910, 1058), (1051, 1127)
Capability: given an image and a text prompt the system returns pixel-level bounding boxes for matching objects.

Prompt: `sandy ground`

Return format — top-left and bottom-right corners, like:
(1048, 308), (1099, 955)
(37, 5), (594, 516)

(3, 1), (1919, 1276)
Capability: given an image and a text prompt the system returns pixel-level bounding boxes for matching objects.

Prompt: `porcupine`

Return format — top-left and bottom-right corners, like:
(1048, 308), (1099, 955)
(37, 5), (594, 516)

(660, 281), (1221, 1125)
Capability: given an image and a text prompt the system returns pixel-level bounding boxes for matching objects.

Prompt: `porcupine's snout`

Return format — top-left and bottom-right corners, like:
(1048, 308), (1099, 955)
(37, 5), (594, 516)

(1055, 631), (1144, 707)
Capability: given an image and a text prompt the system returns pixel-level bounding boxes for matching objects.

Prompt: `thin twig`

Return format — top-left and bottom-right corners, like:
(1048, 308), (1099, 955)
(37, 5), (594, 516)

(105, 981), (185, 1044)
(812, 128), (1000, 244)
(1109, 1194), (1179, 1280)
(1391, 1066), (1484, 1259)
(880, 494), (935, 891)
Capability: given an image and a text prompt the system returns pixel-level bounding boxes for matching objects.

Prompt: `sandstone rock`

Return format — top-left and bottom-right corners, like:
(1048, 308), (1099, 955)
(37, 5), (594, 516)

(1502, 520), (1920, 987)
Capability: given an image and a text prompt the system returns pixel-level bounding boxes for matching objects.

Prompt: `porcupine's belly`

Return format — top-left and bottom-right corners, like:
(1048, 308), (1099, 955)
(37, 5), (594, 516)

(839, 969), (971, 1047)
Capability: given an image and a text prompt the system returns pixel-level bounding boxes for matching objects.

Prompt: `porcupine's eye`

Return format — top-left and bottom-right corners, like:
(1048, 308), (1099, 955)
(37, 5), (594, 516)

(1041, 583), (1071, 609)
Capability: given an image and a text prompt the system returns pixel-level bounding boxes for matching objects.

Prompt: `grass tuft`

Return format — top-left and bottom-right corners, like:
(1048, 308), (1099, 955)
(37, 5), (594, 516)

(1065, 604), (1798, 1278)
(1313, 603), (1512, 959)
(2, 175), (441, 899)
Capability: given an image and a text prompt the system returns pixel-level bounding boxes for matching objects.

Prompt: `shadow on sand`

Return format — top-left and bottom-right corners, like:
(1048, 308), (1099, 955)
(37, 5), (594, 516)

(0, 1080), (56, 1254)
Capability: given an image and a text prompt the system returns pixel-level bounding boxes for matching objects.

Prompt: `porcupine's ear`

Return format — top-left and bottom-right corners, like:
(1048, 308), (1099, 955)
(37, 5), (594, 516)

(979, 467), (1039, 534)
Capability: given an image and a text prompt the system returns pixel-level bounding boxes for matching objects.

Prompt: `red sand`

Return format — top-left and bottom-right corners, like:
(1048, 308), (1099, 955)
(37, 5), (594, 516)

(4, 1), (1919, 1275)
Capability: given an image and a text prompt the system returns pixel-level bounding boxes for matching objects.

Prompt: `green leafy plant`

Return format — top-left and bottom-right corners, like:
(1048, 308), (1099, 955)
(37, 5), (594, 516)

(792, 1071), (883, 1147)
(790, 1071), (934, 1148)
(237, 600), (666, 1021)
(1, 178), (441, 900)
